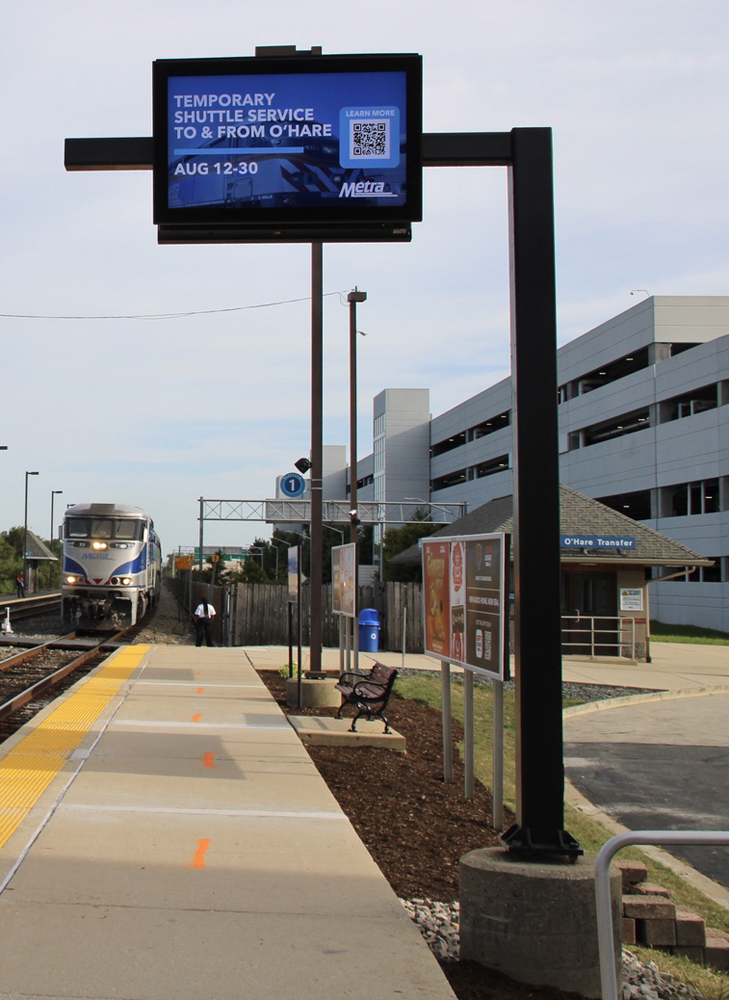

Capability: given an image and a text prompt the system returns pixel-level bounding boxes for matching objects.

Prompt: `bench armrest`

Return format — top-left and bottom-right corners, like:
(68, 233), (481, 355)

(337, 671), (369, 686)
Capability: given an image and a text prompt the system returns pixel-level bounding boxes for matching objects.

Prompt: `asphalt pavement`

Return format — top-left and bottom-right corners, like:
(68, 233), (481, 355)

(562, 647), (729, 900)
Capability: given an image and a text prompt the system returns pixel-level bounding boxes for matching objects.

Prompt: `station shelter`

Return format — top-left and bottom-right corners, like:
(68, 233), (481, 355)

(390, 484), (712, 662)
(25, 530), (58, 593)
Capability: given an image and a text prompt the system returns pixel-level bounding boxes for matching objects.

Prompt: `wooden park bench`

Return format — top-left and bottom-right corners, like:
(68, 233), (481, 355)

(335, 663), (398, 733)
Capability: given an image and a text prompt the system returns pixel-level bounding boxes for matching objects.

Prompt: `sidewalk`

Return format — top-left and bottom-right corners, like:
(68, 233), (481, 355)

(0, 645), (456, 1000)
(244, 641), (729, 693)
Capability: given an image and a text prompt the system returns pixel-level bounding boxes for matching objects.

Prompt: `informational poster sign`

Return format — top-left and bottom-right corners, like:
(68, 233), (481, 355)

(422, 533), (508, 680)
(332, 542), (356, 618)
(287, 545), (300, 603)
(464, 534), (506, 678)
(620, 587), (643, 612)
(422, 539), (451, 660)
(152, 53), (422, 234)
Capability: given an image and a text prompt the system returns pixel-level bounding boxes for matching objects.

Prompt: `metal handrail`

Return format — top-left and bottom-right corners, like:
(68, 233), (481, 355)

(595, 830), (729, 1000)
(562, 615), (639, 659)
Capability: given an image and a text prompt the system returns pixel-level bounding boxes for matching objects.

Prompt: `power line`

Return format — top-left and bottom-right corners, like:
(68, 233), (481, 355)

(0, 290), (348, 322)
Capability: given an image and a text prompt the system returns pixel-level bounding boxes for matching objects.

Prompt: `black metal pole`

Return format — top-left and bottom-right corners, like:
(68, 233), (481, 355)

(348, 288), (366, 670)
(501, 127), (578, 856)
(198, 497), (204, 576)
(309, 242), (324, 676)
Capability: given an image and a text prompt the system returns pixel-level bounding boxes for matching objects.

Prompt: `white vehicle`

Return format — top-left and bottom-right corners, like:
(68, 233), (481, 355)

(61, 503), (162, 630)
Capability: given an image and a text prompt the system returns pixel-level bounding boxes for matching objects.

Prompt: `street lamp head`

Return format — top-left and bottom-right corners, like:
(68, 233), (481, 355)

(27, 471), (39, 476)
(347, 289), (367, 304)
(294, 457), (311, 473)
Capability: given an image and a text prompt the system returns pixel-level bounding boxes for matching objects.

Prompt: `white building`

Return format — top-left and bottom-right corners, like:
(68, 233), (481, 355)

(342, 296), (729, 632)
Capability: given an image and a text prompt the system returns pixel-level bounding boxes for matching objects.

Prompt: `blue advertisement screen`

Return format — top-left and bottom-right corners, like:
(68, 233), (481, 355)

(153, 55), (422, 228)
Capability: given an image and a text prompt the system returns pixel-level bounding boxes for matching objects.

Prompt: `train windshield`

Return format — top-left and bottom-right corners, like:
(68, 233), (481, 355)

(66, 518), (144, 541)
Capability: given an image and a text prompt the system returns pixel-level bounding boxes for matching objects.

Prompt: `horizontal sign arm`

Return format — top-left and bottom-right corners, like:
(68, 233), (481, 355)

(64, 132), (514, 172)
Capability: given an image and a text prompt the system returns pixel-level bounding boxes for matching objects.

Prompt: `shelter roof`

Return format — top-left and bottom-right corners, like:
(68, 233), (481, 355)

(390, 485), (711, 569)
(26, 530), (57, 562)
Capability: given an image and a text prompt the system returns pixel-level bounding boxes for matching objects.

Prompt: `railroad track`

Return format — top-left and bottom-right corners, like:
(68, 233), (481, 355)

(0, 624), (136, 730)
(0, 592), (61, 629)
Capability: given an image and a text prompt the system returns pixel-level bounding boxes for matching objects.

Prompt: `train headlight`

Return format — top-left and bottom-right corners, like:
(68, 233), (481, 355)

(66, 575), (77, 584)
(66, 575), (85, 584)
(92, 541), (107, 551)
(121, 577), (132, 586)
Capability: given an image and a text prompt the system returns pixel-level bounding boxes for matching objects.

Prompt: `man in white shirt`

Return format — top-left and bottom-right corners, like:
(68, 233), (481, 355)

(193, 600), (216, 647)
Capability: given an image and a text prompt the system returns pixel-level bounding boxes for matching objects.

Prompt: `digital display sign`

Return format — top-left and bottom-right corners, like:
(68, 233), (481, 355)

(152, 53), (422, 239)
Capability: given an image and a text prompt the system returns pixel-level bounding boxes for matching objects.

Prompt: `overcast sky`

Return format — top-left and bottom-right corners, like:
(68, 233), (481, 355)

(1, 0), (727, 557)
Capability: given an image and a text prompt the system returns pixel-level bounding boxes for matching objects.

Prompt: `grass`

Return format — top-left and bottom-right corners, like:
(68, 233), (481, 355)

(651, 621), (729, 645)
(631, 946), (729, 1000)
(395, 673), (729, 994)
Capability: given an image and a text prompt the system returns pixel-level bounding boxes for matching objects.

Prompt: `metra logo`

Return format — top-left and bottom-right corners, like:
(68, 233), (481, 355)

(81, 553), (112, 560)
(339, 181), (386, 197)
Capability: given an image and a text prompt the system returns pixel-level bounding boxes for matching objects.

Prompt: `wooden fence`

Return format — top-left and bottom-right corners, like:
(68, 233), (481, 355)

(169, 578), (426, 651)
(235, 582), (425, 652)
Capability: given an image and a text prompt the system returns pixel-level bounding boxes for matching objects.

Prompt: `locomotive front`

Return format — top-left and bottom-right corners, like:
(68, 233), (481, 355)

(61, 503), (161, 630)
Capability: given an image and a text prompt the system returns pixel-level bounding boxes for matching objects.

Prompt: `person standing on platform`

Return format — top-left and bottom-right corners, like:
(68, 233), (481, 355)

(193, 598), (216, 647)
(16, 573), (25, 598)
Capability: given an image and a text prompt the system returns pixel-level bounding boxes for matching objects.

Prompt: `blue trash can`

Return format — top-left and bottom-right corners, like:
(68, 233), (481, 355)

(358, 608), (381, 653)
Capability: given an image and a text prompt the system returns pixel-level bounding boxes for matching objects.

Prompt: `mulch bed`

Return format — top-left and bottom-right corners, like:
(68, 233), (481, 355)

(258, 669), (586, 1000)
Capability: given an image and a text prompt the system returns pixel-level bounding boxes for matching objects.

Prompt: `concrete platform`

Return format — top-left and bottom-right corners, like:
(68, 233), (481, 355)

(0, 645), (454, 1000)
(289, 714), (406, 750)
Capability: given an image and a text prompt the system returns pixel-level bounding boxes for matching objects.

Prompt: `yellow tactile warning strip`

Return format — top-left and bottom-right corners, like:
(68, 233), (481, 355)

(0, 645), (151, 851)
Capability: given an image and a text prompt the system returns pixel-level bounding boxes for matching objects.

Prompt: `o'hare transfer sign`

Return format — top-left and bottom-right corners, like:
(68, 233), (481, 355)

(422, 533), (508, 680)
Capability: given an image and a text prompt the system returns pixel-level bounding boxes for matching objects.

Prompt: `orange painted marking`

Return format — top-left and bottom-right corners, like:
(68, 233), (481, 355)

(196, 687), (205, 694)
(190, 838), (211, 869)
(192, 713), (202, 723)
(204, 752), (215, 769)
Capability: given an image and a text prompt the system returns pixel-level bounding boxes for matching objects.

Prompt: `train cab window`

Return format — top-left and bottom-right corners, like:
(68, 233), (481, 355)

(66, 518), (90, 538)
(91, 519), (114, 539)
(115, 520), (142, 540)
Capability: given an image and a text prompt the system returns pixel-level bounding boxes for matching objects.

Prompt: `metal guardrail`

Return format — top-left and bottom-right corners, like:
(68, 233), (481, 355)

(595, 830), (729, 1000)
(562, 615), (640, 659)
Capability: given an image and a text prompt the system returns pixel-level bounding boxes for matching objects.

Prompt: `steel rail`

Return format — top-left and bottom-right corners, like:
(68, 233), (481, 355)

(1, 593), (62, 623)
(0, 627), (132, 721)
(0, 633), (78, 673)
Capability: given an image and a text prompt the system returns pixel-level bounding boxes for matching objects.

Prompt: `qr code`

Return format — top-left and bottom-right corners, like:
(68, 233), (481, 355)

(351, 120), (389, 158)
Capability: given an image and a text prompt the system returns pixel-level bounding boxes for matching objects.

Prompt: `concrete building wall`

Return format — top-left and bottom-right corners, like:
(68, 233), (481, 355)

(347, 296), (729, 631)
(373, 388), (430, 523)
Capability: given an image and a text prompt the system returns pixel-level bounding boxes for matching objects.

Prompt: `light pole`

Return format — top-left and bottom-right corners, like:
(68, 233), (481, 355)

(50, 490), (63, 589)
(23, 471), (39, 594)
(347, 287), (367, 668)
(348, 288), (367, 545)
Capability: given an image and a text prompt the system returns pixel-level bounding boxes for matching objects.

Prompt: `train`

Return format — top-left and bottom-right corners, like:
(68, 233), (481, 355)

(61, 503), (162, 631)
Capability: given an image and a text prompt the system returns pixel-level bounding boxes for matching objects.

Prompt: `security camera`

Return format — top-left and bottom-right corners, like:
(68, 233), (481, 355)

(295, 457), (312, 474)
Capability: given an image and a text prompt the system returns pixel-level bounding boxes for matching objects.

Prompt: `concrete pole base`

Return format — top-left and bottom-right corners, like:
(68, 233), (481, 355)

(460, 847), (621, 999)
(285, 677), (341, 709)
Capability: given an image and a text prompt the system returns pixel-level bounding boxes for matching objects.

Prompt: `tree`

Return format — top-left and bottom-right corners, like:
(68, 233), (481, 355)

(0, 534), (21, 593)
(381, 511), (439, 582)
